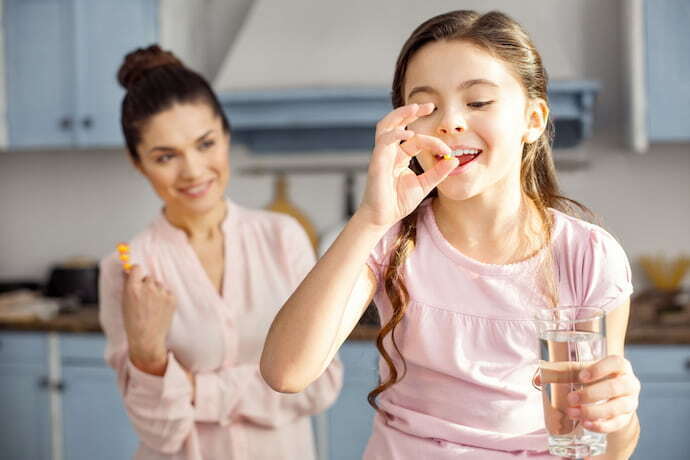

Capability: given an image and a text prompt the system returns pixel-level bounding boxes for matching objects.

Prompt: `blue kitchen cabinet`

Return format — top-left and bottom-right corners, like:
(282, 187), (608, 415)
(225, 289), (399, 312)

(644, 0), (690, 142)
(328, 341), (379, 460)
(626, 345), (690, 460)
(0, 332), (52, 460)
(60, 333), (138, 460)
(3, 0), (158, 149)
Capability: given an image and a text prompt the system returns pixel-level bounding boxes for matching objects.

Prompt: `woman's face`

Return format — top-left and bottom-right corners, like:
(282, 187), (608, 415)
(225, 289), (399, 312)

(404, 40), (544, 202)
(135, 102), (230, 216)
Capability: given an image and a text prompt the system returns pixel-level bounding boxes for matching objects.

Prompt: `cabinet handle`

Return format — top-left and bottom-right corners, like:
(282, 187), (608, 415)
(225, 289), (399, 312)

(59, 117), (73, 131)
(38, 376), (66, 392)
(686, 358), (690, 371)
(82, 116), (93, 129)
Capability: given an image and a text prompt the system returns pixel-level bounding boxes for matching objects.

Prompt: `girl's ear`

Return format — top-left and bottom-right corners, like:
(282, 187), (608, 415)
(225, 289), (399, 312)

(523, 98), (549, 144)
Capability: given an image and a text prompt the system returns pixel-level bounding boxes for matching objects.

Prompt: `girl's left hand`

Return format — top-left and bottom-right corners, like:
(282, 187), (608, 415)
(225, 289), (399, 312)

(566, 355), (641, 433)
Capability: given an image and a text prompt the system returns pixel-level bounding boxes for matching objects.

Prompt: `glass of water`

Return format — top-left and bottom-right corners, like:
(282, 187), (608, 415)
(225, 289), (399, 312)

(534, 306), (607, 458)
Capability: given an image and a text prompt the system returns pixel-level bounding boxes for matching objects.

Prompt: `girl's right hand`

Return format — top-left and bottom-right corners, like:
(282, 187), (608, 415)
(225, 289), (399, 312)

(357, 103), (459, 229)
(122, 264), (176, 374)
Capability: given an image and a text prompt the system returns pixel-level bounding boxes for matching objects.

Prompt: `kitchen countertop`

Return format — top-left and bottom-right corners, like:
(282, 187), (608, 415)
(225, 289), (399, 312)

(1, 305), (689, 344)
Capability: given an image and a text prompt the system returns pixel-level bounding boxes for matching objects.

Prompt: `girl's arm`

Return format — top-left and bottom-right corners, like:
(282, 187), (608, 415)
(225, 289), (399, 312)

(583, 299), (641, 460)
(261, 103), (459, 393)
(260, 212), (386, 393)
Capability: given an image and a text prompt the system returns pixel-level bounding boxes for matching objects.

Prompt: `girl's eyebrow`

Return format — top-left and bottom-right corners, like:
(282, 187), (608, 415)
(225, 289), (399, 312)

(407, 79), (499, 100)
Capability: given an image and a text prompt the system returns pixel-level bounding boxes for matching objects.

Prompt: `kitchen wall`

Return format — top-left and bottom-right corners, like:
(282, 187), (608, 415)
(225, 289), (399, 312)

(0, 0), (7, 148)
(0, 0), (688, 292)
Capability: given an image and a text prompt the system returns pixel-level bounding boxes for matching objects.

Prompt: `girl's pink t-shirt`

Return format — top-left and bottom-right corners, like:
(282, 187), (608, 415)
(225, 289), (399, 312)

(364, 199), (633, 459)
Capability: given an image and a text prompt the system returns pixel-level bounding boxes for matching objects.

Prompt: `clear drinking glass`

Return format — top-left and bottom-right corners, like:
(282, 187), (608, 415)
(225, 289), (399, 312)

(534, 306), (607, 458)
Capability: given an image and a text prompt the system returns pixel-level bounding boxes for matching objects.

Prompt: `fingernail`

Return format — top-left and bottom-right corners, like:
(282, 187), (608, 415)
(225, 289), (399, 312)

(580, 370), (590, 382)
(567, 392), (579, 405)
(583, 420), (593, 429)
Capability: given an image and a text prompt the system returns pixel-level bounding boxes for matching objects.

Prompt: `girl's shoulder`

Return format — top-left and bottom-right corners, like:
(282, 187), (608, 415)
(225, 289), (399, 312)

(549, 208), (626, 257)
(549, 208), (633, 310)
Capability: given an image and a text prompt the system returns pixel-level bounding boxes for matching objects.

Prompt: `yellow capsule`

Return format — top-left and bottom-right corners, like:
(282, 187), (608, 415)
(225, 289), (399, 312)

(117, 243), (129, 253)
(443, 154), (452, 160)
(122, 263), (133, 272)
(119, 254), (130, 262)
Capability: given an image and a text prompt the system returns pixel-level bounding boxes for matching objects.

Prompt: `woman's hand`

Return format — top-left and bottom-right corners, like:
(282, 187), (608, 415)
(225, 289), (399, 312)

(122, 264), (176, 375)
(356, 103), (459, 229)
(566, 355), (641, 433)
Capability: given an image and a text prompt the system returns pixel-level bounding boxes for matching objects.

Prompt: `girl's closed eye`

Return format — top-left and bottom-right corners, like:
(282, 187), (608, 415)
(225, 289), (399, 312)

(468, 100), (494, 109)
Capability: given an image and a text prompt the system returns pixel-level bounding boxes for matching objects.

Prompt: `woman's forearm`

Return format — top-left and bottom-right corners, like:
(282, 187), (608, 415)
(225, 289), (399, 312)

(261, 211), (388, 393)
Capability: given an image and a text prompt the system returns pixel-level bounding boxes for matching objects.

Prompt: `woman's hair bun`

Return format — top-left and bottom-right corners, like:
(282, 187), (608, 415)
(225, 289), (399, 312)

(117, 44), (184, 90)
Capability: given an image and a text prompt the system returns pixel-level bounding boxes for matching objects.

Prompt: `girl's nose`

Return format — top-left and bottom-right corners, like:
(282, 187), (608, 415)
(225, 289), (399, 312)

(437, 114), (466, 135)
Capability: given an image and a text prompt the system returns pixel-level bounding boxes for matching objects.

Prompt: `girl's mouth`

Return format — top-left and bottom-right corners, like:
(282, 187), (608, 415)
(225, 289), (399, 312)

(435, 148), (482, 174)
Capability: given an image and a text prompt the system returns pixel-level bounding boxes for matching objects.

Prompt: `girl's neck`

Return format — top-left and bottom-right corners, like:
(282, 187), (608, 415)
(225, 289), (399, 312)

(432, 186), (544, 265)
(164, 200), (227, 242)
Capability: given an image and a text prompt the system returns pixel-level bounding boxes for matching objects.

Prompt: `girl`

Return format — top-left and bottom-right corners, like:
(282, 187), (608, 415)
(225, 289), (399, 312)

(99, 45), (342, 460)
(262, 10), (640, 459)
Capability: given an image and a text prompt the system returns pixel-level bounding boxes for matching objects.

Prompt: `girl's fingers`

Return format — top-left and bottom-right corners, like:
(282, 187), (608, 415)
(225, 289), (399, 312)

(581, 413), (634, 434)
(375, 103), (434, 135)
(375, 128), (415, 150)
(572, 373), (640, 405)
(567, 395), (638, 422)
(414, 157), (460, 195)
(399, 133), (451, 158)
(580, 355), (633, 383)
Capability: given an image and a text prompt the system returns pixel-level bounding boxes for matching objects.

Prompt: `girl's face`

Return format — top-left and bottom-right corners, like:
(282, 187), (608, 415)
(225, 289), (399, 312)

(405, 40), (544, 202)
(135, 102), (230, 216)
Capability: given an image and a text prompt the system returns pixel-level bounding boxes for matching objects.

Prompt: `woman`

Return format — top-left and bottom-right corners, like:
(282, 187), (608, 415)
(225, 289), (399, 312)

(99, 45), (342, 460)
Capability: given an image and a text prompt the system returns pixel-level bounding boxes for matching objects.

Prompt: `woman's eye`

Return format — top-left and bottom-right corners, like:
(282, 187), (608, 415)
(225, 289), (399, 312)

(156, 153), (175, 164)
(468, 100), (494, 109)
(200, 140), (215, 150)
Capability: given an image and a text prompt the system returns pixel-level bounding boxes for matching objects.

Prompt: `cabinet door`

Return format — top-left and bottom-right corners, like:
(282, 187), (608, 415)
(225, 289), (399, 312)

(73, 0), (158, 147)
(627, 345), (690, 459)
(60, 334), (138, 460)
(4, 0), (76, 148)
(645, 0), (690, 141)
(0, 333), (51, 460)
(328, 342), (379, 460)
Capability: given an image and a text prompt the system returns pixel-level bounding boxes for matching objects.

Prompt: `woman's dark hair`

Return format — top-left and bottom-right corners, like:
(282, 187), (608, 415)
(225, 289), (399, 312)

(117, 44), (230, 161)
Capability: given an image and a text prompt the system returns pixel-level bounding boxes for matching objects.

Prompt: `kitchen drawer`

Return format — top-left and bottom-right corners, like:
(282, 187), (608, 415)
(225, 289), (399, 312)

(60, 333), (107, 366)
(0, 332), (48, 365)
(626, 345), (690, 380)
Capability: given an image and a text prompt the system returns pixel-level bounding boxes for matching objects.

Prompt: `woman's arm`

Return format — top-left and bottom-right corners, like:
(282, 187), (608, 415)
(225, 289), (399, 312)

(193, 354), (343, 428)
(99, 254), (195, 454)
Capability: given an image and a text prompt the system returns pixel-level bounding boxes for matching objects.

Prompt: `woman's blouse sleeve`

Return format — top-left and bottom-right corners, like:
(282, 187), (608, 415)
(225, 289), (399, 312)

(98, 251), (196, 454)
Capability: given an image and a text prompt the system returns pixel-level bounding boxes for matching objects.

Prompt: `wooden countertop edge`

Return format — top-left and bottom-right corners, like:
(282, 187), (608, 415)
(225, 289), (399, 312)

(1, 311), (689, 344)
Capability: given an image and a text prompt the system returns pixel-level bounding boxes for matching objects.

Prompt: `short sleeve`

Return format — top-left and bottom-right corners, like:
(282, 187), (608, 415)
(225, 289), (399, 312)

(580, 228), (634, 312)
(365, 221), (402, 285)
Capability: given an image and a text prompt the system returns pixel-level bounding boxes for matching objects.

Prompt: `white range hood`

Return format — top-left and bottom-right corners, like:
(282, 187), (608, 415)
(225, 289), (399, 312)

(211, 0), (599, 158)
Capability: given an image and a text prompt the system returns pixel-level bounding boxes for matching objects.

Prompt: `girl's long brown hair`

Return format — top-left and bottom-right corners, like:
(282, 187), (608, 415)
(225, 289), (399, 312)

(367, 10), (592, 412)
